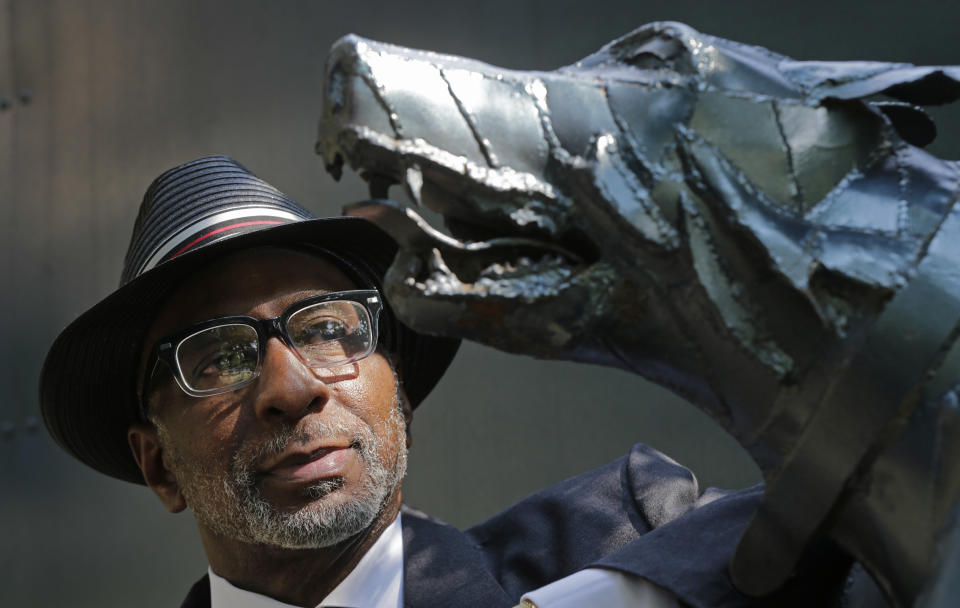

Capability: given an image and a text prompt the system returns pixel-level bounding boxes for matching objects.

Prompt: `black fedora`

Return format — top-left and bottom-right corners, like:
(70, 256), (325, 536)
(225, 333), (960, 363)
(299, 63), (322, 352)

(39, 155), (459, 484)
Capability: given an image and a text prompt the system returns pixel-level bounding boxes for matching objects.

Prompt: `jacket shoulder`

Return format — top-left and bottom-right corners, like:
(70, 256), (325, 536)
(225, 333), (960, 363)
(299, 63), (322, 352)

(463, 443), (702, 598)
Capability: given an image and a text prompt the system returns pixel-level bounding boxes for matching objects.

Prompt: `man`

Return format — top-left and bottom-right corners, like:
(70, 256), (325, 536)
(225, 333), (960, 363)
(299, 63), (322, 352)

(39, 156), (842, 607)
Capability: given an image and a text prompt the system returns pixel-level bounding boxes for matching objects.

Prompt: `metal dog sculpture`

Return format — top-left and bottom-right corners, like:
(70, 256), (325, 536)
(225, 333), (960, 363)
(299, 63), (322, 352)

(316, 21), (960, 607)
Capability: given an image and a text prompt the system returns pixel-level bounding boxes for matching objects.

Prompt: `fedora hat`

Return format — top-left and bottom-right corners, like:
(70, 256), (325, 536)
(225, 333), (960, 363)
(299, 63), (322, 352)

(39, 155), (459, 484)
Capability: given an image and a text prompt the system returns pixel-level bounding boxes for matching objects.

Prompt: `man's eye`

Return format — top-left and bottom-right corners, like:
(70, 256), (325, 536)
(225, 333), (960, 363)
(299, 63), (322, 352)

(202, 363), (255, 381)
(195, 344), (256, 378)
(297, 318), (349, 344)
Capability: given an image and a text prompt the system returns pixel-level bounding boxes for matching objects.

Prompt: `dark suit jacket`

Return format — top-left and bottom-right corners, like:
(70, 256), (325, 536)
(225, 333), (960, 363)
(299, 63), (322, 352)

(181, 443), (849, 608)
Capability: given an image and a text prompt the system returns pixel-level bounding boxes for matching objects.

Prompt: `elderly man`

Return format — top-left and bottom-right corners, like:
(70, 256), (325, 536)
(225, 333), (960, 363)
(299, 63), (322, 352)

(40, 156), (845, 607)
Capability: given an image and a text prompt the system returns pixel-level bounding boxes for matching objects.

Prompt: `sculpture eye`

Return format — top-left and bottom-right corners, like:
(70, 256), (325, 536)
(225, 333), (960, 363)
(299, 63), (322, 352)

(624, 51), (669, 70)
(612, 32), (693, 75)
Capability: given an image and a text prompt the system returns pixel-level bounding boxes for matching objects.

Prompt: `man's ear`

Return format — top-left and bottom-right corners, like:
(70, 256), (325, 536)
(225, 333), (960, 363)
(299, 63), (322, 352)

(128, 423), (187, 513)
(386, 350), (415, 448)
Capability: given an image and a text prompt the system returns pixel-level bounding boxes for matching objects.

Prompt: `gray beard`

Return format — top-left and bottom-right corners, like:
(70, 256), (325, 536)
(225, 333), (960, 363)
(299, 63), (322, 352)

(156, 402), (408, 549)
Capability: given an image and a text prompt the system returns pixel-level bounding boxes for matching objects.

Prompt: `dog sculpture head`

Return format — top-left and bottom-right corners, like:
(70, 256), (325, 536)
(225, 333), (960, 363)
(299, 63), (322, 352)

(319, 21), (958, 386)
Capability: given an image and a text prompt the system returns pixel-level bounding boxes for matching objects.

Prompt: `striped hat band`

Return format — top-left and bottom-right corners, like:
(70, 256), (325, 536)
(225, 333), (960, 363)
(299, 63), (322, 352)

(120, 155), (315, 286)
(137, 206), (303, 275)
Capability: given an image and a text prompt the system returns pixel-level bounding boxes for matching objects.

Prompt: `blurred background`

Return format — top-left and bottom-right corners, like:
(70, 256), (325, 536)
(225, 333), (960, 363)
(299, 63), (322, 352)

(1, 0), (957, 605)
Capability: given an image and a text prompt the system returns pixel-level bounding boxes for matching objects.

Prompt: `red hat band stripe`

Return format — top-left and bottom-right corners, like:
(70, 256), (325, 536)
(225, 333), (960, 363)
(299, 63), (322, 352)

(170, 220), (284, 259)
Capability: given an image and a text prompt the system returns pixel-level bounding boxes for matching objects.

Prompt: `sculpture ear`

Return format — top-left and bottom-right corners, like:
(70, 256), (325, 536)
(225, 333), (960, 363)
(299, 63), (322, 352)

(780, 60), (960, 106)
(779, 61), (960, 147)
(873, 101), (938, 148)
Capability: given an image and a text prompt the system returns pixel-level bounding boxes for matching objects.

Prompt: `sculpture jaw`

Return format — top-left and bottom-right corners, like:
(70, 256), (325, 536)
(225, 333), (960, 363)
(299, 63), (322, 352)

(340, 191), (617, 360)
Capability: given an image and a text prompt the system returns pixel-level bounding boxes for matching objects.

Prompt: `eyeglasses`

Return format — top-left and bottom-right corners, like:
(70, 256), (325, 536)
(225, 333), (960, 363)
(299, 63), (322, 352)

(141, 290), (383, 403)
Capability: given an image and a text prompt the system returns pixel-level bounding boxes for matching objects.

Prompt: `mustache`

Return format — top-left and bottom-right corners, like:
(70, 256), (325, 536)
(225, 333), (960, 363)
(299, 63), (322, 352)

(231, 418), (376, 479)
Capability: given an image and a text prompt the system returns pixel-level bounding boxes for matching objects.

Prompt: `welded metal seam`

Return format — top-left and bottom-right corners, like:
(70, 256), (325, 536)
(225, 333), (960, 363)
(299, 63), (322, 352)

(437, 67), (498, 169)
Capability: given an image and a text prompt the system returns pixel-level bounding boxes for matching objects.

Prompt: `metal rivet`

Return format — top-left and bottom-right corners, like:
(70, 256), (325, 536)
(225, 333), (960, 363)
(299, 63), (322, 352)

(1, 421), (14, 439)
(18, 89), (31, 104)
(24, 417), (39, 433)
(0, 97), (9, 110)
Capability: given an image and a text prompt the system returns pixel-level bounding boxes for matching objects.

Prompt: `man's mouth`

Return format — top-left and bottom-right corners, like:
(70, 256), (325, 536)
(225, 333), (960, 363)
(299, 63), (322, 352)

(260, 443), (358, 484)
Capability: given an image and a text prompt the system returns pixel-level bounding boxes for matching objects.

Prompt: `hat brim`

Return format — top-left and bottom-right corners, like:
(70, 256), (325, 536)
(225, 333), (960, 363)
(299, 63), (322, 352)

(40, 216), (459, 484)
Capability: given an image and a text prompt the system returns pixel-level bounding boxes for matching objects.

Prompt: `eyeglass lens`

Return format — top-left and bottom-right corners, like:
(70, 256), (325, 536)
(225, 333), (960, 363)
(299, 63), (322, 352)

(174, 300), (374, 393)
(176, 323), (259, 392)
(287, 300), (373, 361)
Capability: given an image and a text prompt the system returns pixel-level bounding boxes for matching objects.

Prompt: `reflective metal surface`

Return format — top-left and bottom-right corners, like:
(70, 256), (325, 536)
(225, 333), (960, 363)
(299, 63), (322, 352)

(318, 21), (960, 607)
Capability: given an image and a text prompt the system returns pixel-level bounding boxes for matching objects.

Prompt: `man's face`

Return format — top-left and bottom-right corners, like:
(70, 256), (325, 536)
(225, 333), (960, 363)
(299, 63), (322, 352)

(138, 247), (408, 549)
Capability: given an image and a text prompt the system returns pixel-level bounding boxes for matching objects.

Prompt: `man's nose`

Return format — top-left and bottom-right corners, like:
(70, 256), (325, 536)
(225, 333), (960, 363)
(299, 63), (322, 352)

(252, 337), (330, 422)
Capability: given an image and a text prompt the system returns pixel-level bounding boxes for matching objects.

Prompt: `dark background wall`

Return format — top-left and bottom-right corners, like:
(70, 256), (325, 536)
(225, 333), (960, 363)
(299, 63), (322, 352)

(0, 1), (957, 605)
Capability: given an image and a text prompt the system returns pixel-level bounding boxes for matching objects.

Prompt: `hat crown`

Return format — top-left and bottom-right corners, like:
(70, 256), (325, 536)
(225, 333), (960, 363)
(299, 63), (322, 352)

(121, 155), (313, 286)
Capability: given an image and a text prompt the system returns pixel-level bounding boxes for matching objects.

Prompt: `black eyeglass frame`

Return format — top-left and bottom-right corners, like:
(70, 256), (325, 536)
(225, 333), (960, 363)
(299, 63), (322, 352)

(139, 289), (383, 410)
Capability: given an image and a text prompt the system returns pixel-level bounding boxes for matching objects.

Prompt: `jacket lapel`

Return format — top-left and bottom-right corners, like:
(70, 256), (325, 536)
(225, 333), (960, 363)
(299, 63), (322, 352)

(180, 573), (211, 608)
(402, 505), (514, 608)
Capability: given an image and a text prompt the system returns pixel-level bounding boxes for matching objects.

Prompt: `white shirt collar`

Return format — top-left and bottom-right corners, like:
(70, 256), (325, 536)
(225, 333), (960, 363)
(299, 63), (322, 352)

(208, 513), (404, 608)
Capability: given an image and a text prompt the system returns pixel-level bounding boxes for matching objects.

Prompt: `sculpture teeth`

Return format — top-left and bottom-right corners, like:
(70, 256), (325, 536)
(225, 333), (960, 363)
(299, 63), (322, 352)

(404, 164), (424, 207)
(477, 252), (568, 279)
